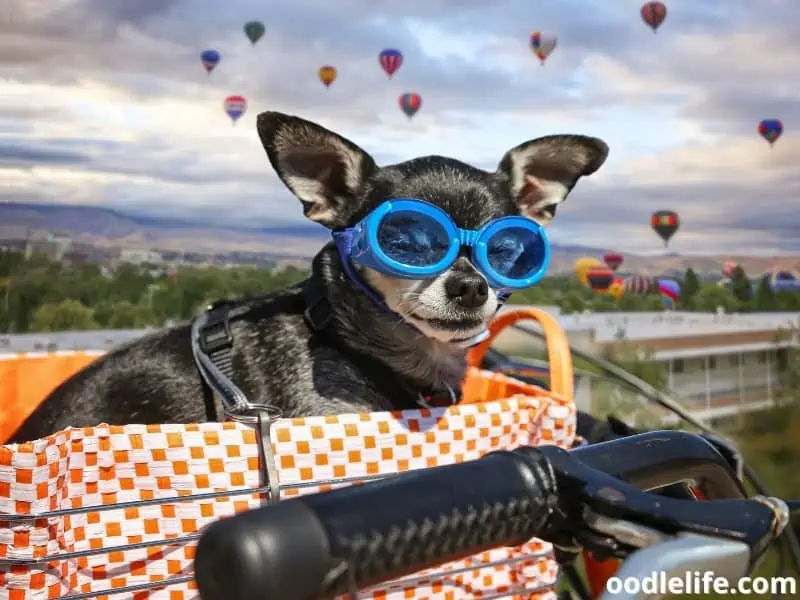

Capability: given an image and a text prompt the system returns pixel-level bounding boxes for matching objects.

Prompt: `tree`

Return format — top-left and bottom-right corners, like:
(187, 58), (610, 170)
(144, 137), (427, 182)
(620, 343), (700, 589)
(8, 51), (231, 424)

(95, 301), (157, 329)
(641, 295), (667, 311)
(775, 291), (800, 311)
(681, 268), (700, 305)
(559, 292), (586, 314)
(753, 277), (777, 311)
(588, 294), (619, 312)
(30, 299), (99, 332)
(729, 266), (752, 303)
(690, 285), (739, 312)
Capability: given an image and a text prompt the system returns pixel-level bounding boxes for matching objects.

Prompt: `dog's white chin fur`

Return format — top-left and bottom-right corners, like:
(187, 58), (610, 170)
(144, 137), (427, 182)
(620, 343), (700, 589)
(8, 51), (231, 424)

(404, 315), (489, 344)
(362, 268), (498, 344)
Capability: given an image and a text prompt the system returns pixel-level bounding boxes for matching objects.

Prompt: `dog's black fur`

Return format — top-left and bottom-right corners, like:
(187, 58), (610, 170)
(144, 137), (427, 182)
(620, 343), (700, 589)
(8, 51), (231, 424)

(8, 112), (608, 443)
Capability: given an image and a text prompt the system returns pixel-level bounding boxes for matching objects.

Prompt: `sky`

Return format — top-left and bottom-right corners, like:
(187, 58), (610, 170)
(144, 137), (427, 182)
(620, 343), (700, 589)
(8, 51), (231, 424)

(1, 0), (798, 255)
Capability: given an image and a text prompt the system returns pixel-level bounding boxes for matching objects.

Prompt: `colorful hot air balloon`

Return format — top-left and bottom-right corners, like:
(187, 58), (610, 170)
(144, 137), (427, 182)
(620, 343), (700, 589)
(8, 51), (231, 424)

(223, 95), (247, 125)
(603, 251), (624, 272)
(200, 49), (220, 74)
(764, 269), (800, 292)
(608, 277), (625, 301)
(574, 257), (604, 287)
(318, 65), (337, 88)
(586, 266), (615, 293)
(530, 31), (557, 65)
(722, 261), (738, 279)
(624, 275), (654, 295)
(243, 20), (265, 45)
(650, 210), (679, 247)
(758, 119), (783, 146)
(657, 278), (680, 309)
(379, 49), (403, 78)
(640, 1), (667, 32)
(399, 92), (422, 119)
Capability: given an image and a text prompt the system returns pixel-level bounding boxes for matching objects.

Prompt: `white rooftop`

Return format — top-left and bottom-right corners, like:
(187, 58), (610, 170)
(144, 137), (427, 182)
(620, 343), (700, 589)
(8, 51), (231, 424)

(0, 309), (798, 354)
(498, 306), (800, 343)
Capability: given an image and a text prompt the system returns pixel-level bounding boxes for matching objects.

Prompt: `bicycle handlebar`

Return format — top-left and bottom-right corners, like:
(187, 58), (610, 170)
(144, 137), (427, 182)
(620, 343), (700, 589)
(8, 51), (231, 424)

(194, 431), (788, 600)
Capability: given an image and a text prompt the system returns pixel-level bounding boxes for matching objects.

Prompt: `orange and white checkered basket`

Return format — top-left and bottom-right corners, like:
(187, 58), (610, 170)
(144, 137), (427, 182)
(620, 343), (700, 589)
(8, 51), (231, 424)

(0, 309), (576, 600)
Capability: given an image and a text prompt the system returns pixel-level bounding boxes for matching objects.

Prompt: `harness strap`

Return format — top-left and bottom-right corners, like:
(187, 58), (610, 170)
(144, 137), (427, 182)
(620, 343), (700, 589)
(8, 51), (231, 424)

(191, 299), (281, 504)
(198, 300), (237, 387)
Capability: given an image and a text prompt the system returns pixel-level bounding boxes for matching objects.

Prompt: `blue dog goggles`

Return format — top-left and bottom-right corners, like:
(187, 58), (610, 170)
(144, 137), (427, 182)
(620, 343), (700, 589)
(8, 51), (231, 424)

(331, 199), (551, 290)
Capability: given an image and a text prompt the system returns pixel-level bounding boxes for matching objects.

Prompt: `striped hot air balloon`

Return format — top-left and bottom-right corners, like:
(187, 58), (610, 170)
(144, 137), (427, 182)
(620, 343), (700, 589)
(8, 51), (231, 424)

(398, 92), (422, 119)
(379, 49), (403, 77)
(651, 210), (679, 247)
(624, 275), (654, 295)
(223, 95), (247, 125)
(657, 278), (680, 309)
(530, 31), (557, 65)
(586, 266), (615, 292)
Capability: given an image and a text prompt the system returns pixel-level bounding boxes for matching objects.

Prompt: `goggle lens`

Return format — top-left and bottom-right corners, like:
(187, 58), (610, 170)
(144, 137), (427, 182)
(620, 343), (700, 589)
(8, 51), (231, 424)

(486, 226), (545, 279)
(378, 211), (450, 267)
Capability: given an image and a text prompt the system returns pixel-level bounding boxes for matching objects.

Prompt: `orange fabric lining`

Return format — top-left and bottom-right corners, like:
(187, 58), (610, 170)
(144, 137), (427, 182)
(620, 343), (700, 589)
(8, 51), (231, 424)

(0, 353), (99, 443)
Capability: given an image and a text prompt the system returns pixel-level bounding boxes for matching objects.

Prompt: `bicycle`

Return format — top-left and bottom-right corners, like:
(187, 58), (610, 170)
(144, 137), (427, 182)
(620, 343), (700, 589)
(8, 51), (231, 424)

(193, 429), (797, 600)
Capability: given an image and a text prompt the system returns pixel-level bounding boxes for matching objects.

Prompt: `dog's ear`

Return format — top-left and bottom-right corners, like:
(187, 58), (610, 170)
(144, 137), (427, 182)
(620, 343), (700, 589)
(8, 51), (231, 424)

(497, 134), (609, 226)
(257, 112), (378, 228)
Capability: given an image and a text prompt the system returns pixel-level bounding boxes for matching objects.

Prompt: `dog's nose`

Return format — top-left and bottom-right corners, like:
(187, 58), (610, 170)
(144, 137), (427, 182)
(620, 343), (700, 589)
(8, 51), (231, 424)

(444, 274), (489, 309)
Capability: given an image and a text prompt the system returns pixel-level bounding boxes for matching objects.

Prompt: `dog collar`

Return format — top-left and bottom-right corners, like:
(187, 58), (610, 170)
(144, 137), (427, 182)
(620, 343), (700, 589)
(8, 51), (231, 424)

(417, 383), (459, 408)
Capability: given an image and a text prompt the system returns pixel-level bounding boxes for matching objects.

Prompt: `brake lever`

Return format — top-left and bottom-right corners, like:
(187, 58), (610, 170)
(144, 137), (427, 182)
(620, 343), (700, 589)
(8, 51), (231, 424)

(700, 432), (744, 482)
(534, 445), (786, 567)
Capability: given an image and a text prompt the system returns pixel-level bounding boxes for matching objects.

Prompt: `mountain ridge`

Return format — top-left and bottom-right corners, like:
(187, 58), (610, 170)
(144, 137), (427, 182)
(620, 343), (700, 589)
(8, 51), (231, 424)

(1, 202), (798, 276)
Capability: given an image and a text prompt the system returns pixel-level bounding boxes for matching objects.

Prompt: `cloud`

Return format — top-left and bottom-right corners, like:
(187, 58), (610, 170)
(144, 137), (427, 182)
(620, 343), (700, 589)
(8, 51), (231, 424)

(1, 0), (798, 253)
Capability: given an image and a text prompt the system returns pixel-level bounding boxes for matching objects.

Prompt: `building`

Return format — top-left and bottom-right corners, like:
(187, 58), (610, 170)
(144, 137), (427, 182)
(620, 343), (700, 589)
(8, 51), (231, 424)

(117, 248), (164, 266)
(24, 231), (72, 261)
(492, 307), (800, 423)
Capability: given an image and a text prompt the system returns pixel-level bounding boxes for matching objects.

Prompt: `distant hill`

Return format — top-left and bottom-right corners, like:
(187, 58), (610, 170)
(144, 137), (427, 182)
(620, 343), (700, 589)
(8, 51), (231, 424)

(1, 202), (798, 276)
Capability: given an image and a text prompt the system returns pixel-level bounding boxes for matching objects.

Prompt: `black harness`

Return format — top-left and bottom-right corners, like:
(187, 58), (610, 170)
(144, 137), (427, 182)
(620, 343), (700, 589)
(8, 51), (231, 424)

(192, 279), (460, 428)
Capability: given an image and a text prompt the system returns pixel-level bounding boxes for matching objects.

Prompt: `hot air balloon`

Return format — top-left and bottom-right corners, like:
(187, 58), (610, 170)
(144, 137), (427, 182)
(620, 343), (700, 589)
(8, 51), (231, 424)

(379, 49), (403, 78)
(200, 49), (220, 74)
(764, 269), (800, 292)
(608, 277), (625, 301)
(722, 261), (738, 279)
(758, 119), (783, 147)
(318, 65), (337, 88)
(530, 31), (557, 65)
(651, 210), (679, 247)
(640, 1), (667, 32)
(399, 92), (422, 119)
(657, 278), (680, 309)
(586, 266), (615, 293)
(243, 20), (265, 45)
(624, 274), (654, 295)
(223, 95), (247, 125)
(574, 257), (604, 287)
(603, 251), (624, 272)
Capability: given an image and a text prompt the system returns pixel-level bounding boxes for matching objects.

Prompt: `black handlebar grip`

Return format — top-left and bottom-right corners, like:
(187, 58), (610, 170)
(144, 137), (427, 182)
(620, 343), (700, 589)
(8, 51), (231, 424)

(194, 447), (558, 600)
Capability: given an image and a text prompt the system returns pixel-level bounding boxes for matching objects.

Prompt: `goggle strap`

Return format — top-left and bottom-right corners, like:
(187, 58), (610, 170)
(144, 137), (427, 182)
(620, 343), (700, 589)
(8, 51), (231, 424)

(333, 230), (390, 308)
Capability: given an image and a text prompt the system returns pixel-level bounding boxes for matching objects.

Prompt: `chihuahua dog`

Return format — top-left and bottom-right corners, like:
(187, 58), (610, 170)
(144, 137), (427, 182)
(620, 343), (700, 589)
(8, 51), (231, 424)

(8, 112), (608, 443)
